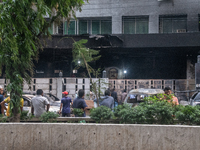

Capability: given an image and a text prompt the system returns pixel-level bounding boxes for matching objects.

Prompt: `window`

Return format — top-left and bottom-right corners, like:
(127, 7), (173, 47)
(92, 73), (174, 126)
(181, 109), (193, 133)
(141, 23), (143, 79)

(64, 20), (76, 35)
(45, 18), (53, 35)
(79, 18), (112, 35)
(101, 20), (112, 34)
(79, 20), (88, 34)
(122, 16), (149, 34)
(159, 15), (187, 33)
(91, 20), (112, 34)
(58, 22), (63, 35)
(198, 15), (200, 31)
(92, 20), (100, 34)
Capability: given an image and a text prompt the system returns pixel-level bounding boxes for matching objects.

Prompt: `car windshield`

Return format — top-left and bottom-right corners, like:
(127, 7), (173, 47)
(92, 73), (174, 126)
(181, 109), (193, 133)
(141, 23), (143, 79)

(193, 92), (200, 102)
(127, 94), (148, 103)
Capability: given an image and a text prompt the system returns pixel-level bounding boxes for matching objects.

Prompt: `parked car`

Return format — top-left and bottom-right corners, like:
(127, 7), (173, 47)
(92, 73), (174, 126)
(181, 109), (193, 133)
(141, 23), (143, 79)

(189, 92), (200, 106)
(22, 93), (61, 114)
(124, 88), (164, 106)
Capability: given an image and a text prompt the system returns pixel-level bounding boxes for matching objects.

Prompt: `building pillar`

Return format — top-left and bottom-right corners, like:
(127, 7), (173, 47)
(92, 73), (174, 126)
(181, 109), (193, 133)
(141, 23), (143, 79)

(57, 72), (63, 100)
(112, 15), (122, 34)
(187, 13), (199, 33)
(149, 14), (159, 33)
(187, 58), (195, 79)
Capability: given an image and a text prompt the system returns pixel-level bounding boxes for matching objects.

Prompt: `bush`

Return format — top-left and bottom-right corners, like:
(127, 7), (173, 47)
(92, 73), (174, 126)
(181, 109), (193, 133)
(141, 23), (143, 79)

(141, 100), (174, 124)
(175, 105), (200, 125)
(113, 100), (174, 124)
(90, 106), (113, 123)
(131, 105), (147, 124)
(0, 114), (7, 123)
(40, 112), (59, 122)
(73, 108), (84, 117)
(114, 104), (136, 124)
(20, 111), (33, 121)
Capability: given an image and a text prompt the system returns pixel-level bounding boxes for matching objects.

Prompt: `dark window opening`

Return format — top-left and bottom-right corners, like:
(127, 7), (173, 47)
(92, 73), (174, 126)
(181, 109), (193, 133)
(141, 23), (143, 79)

(58, 22), (63, 35)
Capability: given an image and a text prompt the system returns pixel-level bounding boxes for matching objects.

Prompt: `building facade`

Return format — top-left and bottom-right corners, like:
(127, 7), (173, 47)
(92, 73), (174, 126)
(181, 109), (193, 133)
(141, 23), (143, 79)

(2, 0), (200, 81)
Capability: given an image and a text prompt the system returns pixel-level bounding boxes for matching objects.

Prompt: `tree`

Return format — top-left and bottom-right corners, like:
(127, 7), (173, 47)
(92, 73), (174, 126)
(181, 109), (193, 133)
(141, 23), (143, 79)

(0, 0), (86, 122)
(72, 39), (107, 106)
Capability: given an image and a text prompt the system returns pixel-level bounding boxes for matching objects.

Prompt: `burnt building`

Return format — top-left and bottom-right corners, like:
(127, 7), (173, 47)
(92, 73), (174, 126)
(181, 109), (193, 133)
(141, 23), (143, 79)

(35, 0), (200, 80)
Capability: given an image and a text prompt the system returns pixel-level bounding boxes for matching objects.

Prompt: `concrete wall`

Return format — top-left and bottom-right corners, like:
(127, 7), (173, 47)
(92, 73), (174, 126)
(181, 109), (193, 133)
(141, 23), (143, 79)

(0, 123), (200, 150)
(76, 0), (200, 34)
(0, 78), (195, 101)
(0, 78), (109, 100)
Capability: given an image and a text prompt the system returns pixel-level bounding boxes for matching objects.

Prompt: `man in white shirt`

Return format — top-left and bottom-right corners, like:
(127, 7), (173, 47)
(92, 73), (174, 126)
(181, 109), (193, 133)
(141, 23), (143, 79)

(31, 89), (50, 117)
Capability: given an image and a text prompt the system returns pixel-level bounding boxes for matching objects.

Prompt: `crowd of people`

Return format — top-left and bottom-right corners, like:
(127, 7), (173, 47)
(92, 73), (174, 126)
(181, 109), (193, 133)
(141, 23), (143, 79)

(0, 85), (178, 118)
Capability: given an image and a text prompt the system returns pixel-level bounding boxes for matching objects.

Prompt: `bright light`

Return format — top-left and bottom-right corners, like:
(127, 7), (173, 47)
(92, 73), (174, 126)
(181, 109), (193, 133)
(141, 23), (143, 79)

(124, 70), (127, 74)
(78, 61), (81, 64)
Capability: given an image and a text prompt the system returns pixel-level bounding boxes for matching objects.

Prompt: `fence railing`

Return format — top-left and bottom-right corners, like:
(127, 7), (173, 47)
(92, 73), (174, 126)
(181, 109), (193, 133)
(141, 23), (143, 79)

(0, 78), (196, 101)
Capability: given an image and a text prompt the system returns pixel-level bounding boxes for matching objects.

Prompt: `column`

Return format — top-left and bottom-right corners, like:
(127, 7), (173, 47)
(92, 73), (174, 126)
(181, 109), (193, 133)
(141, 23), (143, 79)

(149, 14), (159, 33)
(112, 15), (122, 34)
(187, 13), (199, 33)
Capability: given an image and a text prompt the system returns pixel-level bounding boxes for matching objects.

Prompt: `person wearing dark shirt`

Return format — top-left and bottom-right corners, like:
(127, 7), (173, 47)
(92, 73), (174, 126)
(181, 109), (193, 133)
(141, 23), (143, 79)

(100, 90), (114, 110)
(59, 91), (72, 117)
(111, 88), (118, 108)
(72, 89), (88, 117)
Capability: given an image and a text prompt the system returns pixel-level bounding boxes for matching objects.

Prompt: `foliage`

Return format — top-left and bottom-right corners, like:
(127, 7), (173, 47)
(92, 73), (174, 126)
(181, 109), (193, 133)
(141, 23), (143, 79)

(90, 106), (113, 123)
(91, 78), (108, 101)
(175, 105), (200, 125)
(20, 111), (34, 121)
(115, 104), (135, 124)
(79, 120), (86, 123)
(113, 104), (134, 123)
(140, 101), (174, 124)
(0, 114), (7, 123)
(138, 94), (175, 124)
(73, 108), (84, 117)
(72, 39), (106, 106)
(40, 112), (59, 122)
(0, 0), (86, 120)
(72, 39), (101, 77)
(113, 95), (175, 124)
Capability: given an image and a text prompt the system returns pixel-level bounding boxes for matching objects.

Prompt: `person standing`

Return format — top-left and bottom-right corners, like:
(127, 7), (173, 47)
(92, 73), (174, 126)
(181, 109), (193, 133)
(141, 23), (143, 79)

(111, 88), (118, 108)
(100, 90), (114, 110)
(164, 87), (179, 105)
(120, 89), (127, 104)
(31, 89), (50, 117)
(0, 93), (24, 117)
(59, 91), (72, 117)
(72, 89), (88, 117)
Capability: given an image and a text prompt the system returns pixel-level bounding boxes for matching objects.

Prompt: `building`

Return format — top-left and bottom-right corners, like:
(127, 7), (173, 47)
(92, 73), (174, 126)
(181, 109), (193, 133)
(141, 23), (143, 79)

(3, 0), (200, 81)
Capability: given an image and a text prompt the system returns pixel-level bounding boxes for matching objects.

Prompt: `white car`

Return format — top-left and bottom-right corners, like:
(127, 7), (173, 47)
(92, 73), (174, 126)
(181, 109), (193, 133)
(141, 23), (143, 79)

(124, 88), (164, 106)
(22, 93), (61, 114)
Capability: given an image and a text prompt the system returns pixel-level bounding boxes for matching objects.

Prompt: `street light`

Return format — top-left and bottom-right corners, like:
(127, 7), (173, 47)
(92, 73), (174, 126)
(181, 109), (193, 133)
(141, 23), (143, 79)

(78, 61), (81, 64)
(124, 70), (127, 79)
